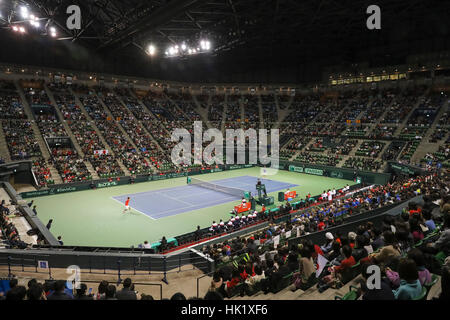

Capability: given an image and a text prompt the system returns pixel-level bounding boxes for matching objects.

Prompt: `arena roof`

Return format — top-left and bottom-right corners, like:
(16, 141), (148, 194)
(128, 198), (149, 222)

(0, 0), (449, 82)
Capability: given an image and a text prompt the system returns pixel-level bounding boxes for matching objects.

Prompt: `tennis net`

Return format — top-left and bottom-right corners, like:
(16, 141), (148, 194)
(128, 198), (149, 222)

(188, 176), (248, 198)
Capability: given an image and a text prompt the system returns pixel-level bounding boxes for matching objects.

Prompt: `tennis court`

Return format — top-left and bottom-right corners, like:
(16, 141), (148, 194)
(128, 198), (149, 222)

(112, 175), (298, 219)
(28, 167), (356, 247)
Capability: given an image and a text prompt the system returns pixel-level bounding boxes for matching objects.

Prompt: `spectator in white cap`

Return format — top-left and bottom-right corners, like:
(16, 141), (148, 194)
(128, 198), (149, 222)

(321, 232), (334, 253)
(348, 231), (357, 248)
(348, 231), (357, 240)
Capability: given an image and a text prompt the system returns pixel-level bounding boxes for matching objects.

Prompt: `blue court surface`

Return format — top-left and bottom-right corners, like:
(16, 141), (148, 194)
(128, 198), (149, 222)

(112, 175), (298, 219)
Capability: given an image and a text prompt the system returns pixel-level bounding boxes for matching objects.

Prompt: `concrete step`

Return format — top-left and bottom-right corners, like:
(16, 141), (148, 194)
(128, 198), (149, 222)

(70, 90), (117, 158)
(191, 94), (211, 126)
(257, 94), (264, 129)
(411, 99), (449, 163)
(275, 95), (294, 126)
(221, 95), (227, 132)
(84, 160), (99, 180)
(48, 162), (63, 184)
(349, 139), (364, 156)
(97, 93), (139, 152)
(14, 81), (52, 161)
(14, 80), (36, 121)
(30, 122), (51, 160)
(43, 84), (85, 157)
(393, 92), (427, 136)
(117, 159), (131, 176)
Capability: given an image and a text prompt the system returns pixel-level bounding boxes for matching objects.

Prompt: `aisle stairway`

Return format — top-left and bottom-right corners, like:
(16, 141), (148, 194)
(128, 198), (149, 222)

(114, 94), (164, 170)
(164, 93), (196, 123)
(43, 84), (85, 157)
(70, 89), (116, 157)
(0, 121), (11, 162)
(70, 89), (129, 177)
(411, 98), (449, 163)
(96, 93), (139, 152)
(393, 90), (429, 136)
(257, 94), (264, 129)
(275, 95), (294, 125)
(221, 95), (228, 133)
(190, 93), (211, 126)
(14, 82), (63, 184)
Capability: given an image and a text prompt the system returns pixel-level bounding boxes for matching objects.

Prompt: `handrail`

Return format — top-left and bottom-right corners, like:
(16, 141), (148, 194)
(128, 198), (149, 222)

(196, 270), (215, 298)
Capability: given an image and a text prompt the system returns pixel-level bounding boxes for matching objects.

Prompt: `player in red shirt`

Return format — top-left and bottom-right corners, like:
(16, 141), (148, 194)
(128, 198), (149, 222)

(123, 197), (131, 214)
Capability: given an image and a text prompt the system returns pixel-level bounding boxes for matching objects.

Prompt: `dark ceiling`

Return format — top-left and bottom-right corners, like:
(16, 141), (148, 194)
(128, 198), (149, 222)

(0, 0), (449, 83)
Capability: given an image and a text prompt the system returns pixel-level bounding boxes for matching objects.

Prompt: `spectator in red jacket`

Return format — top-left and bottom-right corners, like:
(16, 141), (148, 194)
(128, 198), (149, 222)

(334, 245), (356, 273)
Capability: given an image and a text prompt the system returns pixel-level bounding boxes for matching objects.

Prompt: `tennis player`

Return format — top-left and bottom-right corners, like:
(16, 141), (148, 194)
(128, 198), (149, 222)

(123, 197), (131, 213)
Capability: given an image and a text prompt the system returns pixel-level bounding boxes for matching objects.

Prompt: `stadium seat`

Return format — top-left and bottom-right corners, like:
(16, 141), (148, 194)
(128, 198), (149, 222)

(335, 285), (360, 300)
(412, 286), (428, 301)
(424, 274), (439, 294)
(227, 283), (244, 298)
(271, 272), (293, 293)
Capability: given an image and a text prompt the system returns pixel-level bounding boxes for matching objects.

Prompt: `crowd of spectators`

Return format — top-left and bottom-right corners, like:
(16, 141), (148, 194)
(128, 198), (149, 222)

(0, 277), (226, 301)
(32, 157), (54, 187)
(343, 157), (383, 171)
(369, 124), (396, 140)
(355, 141), (386, 158)
(295, 152), (341, 166)
(0, 82), (27, 120)
(203, 174), (449, 299)
(1, 200), (28, 249)
(2, 120), (41, 160)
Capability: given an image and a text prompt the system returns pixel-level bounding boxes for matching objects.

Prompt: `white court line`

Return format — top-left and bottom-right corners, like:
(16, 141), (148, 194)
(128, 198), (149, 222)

(153, 190), (198, 206)
(110, 196), (156, 221)
(112, 191), (238, 220)
(149, 194), (238, 219)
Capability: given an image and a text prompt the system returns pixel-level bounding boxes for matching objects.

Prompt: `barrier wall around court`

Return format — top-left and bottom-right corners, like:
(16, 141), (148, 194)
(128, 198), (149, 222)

(0, 247), (215, 277)
(18, 160), (389, 199)
(19, 164), (255, 198)
(278, 160), (391, 185)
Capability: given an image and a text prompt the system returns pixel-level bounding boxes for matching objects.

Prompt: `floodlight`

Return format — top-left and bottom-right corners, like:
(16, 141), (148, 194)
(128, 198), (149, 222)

(20, 6), (29, 19)
(147, 44), (156, 56)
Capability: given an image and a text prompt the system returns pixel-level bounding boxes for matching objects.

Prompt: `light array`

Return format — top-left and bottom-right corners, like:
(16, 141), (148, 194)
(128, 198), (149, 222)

(152, 40), (212, 58)
(8, 5), (57, 38)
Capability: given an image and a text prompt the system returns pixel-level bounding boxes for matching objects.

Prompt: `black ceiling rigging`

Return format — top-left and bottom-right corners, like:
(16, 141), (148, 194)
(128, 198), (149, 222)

(0, 0), (449, 83)
(4, 0), (447, 58)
